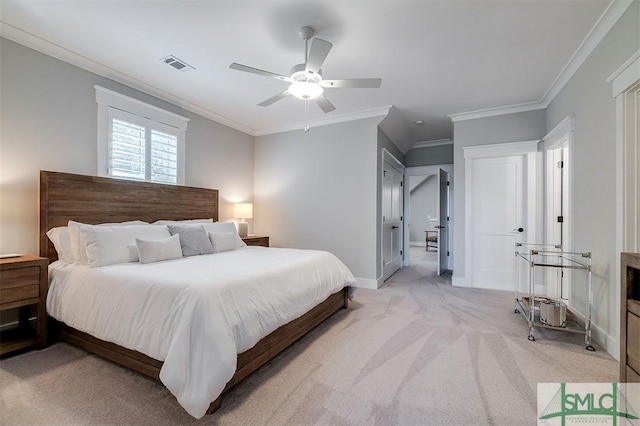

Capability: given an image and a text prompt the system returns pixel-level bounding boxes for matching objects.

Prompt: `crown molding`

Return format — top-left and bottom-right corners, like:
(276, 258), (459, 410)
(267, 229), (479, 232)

(448, 101), (545, 122)
(541, 0), (633, 105)
(253, 105), (392, 136)
(0, 21), (257, 136)
(3, 0), (632, 132)
(1, 21), (389, 137)
(448, 0), (633, 123)
(412, 139), (453, 149)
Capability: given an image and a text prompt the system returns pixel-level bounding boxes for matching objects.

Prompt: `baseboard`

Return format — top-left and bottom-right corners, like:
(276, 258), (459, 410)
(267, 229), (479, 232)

(591, 321), (619, 360)
(353, 277), (379, 289)
(565, 307), (618, 359)
(452, 275), (468, 287)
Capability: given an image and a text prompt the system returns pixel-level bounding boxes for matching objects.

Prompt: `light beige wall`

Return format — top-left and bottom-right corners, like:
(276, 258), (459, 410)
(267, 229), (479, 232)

(545, 1), (639, 357)
(254, 118), (380, 284)
(0, 38), (254, 255)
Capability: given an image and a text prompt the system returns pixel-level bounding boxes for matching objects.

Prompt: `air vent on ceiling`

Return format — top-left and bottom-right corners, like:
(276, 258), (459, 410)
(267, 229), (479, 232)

(161, 55), (195, 72)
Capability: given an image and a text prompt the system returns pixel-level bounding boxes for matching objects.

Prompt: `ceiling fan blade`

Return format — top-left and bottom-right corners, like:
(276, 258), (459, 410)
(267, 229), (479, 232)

(321, 78), (382, 89)
(230, 63), (291, 82)
(305, 38), (332, 74)
(258, 90), (290, 107)
(315, 95), (336, 113)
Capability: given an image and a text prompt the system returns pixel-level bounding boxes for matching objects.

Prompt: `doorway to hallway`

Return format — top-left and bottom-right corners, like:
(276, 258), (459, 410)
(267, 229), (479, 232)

(403, 164), (454, 274)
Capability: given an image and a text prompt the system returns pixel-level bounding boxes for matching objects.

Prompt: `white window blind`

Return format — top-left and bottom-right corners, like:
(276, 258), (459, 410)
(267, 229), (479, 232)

(96, 86), (188, 184)
(150, 129), (179, 184)
(110, 117), (147, 181)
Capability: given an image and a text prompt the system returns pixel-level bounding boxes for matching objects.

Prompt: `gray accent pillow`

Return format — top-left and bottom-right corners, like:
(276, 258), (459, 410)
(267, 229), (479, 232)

(167, 224), (214, 257)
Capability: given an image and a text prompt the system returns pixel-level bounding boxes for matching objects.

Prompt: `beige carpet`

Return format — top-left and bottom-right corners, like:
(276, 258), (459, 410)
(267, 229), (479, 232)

(0, 249), (617, 425)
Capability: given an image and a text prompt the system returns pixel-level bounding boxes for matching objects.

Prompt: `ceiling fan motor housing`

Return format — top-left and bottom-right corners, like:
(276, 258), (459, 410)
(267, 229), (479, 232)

(290, 63), (322, 83)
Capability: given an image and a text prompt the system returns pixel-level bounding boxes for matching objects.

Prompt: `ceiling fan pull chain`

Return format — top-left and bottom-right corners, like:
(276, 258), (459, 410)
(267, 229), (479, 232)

(304, 100), (310, 133)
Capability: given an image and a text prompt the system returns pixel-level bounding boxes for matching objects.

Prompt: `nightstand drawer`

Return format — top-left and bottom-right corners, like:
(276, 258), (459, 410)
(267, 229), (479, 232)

(627, 311), (640, 375)
(242, 235), (269, 247)
(0, 267), (40, 304)
(1, 284), (40, 305)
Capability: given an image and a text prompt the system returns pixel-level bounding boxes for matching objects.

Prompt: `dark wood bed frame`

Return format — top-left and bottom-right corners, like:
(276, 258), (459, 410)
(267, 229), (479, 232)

(39, 170), (349, 414)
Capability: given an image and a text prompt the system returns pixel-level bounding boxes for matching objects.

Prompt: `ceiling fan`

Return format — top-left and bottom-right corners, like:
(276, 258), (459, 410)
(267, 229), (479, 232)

(229, 26), (382, 113)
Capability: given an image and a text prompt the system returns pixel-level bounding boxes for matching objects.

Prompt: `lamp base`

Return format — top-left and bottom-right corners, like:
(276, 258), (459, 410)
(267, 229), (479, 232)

(237, 221), (248, 237)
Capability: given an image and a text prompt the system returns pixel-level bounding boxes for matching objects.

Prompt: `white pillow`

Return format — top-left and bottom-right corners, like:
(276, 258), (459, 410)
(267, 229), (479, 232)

(68, 220), (148, 264)
(80, 224), (171, 267)
(153, 218), (214, 225)
(136, 234), (183, 264)
(46, 227), (73, 263)
(208, 232), (247, 253)
(202, 222), (238, 235)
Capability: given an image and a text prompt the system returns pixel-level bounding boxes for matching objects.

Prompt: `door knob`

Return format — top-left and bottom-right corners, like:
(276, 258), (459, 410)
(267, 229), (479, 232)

(392, 226), (399, 229)
(513, 227), (524, 233)
(435, 225), (445, 229)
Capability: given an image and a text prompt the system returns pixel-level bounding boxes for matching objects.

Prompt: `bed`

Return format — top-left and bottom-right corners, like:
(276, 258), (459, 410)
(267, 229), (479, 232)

(39, 170), (353, 418)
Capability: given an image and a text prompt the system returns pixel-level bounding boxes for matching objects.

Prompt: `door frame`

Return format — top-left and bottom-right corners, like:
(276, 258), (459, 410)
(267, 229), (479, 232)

(437, 168), (450, 275)
(542, 115), (575, 250)
(542, 115), (575, 300)
(403, 164), (453, 268)
(462, 140), (539, 288)
(608, 49), (640, 359)
(381, 149), (405, 281)
(608, 50), (640, 254)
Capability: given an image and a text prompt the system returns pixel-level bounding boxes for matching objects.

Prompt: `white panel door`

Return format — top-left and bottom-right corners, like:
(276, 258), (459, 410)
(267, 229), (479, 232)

(383, 159), (403, 281)
(471, 156), (526, 290)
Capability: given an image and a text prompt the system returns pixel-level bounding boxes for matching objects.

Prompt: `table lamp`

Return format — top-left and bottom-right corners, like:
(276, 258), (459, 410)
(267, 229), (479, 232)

(234, 203), (253, 237)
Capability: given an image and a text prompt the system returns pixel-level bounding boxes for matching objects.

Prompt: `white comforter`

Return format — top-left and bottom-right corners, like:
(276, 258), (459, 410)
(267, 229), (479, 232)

(47, 246), (356, 418)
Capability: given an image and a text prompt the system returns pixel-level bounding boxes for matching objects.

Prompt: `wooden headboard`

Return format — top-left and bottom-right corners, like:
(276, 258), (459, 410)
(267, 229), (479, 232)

(39, 171), (219, 263)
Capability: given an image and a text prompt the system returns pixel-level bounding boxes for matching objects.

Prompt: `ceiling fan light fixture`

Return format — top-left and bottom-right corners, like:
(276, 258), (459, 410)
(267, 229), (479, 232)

(288, 81), (324, 100)
(230, 26), (380, 113)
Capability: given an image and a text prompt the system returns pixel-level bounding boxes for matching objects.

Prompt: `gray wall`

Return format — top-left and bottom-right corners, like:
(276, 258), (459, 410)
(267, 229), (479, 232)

(545, 1), (639, 355)
(378, 128), (404, 163)
(452, 109), (547, 285)
(0, 38), (255, 254)
(254, 117), (382, 285)
(404, 144), (453, 167)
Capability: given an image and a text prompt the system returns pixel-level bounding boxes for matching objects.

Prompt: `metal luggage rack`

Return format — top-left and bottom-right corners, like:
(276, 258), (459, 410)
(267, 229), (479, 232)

(514, 243), (594, 351)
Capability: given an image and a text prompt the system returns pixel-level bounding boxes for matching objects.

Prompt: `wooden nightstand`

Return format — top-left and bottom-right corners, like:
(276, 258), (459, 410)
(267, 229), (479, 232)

(242, 235), (270, 247)
(0, 255), (48, 355)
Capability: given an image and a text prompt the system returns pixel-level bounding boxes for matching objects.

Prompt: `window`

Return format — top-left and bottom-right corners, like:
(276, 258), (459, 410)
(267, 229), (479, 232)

(96, 85), (188, 184)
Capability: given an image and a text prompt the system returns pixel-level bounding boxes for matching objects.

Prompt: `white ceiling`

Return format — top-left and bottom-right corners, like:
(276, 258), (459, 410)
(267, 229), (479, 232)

(0, 1), (611, 151)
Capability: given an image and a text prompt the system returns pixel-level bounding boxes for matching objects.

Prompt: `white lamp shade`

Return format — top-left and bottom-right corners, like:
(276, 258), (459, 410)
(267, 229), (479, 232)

(234, 203), (253, 219)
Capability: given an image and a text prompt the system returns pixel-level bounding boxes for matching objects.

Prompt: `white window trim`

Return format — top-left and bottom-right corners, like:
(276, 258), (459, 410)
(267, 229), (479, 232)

(95, 85), (189, 184)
